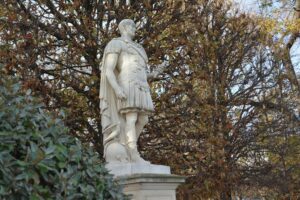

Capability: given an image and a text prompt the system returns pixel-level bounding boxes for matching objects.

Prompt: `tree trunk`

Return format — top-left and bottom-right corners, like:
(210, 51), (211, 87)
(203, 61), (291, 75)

(220, 190), (232, 200)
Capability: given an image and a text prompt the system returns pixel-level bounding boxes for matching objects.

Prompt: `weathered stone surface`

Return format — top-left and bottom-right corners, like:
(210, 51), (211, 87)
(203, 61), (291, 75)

(106, 163), (171, 177)
(116, 174), (186, 200)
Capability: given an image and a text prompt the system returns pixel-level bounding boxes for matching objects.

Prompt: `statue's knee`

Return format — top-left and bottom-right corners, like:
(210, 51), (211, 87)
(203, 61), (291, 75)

(125, 113), (138, 126)
(126, 117), (137, 126)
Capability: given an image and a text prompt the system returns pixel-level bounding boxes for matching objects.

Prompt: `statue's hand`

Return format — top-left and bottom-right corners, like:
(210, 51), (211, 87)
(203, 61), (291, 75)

(156, 60), (168, 74)
(151, 70), (159, 78)
(116, 88), (127, 100)
(149, 60), (168, 79)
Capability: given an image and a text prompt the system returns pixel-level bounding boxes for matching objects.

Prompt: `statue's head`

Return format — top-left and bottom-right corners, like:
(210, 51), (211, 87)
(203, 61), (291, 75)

(118, 19), (136, 39)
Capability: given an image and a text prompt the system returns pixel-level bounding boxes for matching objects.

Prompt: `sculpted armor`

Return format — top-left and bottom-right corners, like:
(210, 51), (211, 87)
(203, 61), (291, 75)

(105, 38), (154, 114)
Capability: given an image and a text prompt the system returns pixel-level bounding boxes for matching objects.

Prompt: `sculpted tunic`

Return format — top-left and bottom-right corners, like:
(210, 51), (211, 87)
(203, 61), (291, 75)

(100, 37), (154, 140)
(105, 38), (154, 114)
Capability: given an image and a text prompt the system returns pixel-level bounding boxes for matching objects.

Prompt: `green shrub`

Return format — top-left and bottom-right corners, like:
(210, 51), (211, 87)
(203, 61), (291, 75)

(0, 72), (127, 199)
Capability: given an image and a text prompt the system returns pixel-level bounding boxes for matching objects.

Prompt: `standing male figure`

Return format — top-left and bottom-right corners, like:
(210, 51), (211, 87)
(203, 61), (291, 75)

(100, 19), (162, 163)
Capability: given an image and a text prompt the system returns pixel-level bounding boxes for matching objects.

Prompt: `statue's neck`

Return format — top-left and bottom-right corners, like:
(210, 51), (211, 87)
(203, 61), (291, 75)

(121, 35), (134, 42)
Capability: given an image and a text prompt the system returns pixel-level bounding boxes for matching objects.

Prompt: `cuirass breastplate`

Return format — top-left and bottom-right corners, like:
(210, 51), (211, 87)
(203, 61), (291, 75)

(117, 44), (147, 83)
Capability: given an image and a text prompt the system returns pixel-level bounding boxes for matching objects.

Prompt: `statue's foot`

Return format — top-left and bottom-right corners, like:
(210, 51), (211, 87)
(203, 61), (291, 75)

(128, 146), (150, 164)
(131, 154), (150, 164)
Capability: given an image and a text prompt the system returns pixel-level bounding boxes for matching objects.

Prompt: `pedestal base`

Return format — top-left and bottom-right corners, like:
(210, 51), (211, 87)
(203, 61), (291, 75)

(106, 162), (171, 177)
(117, 174), (185, 200)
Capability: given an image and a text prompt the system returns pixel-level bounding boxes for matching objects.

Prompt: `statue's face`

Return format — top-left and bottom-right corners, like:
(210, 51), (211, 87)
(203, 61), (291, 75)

(124, 22), (136, 38)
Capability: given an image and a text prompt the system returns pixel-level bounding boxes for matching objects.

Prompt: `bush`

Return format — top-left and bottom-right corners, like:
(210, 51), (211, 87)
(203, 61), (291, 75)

(0, 71), (127, 199)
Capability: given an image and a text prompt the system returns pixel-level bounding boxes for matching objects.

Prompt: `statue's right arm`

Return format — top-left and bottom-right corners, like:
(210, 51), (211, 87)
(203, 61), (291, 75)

(105, 53), (126, 99)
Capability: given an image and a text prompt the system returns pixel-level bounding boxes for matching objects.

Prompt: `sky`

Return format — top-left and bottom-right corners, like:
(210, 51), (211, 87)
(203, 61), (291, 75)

(233, 0), (260, 13)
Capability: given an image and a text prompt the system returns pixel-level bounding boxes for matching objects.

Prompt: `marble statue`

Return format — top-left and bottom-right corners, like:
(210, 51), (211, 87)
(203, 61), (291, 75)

(100, 19), (165, 166)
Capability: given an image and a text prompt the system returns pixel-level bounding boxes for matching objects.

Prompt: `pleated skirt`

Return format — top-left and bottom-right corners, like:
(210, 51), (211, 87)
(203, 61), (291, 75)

(117, 79), (154, 114)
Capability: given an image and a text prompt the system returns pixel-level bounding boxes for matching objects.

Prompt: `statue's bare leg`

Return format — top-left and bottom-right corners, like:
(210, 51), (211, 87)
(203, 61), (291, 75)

(136, 114), (148, 139)
(125, 112), (149, 163)
(125, 112), (138, 144)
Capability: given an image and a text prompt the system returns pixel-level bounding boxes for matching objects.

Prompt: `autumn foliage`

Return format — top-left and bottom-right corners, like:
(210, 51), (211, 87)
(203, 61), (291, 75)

(0, 0), (299, 199)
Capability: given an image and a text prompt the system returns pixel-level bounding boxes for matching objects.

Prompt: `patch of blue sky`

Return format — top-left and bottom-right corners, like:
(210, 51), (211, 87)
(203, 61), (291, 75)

(233, 0), (261, 13)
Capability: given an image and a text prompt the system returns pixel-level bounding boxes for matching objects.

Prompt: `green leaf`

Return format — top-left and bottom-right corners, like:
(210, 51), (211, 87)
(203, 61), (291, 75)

(0, 60), (126, 200)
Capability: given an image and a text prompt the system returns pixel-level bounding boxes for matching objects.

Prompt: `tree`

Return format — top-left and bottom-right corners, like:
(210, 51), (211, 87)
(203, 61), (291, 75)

(140, 1), (300, 199)
(233, 1), (300, 198)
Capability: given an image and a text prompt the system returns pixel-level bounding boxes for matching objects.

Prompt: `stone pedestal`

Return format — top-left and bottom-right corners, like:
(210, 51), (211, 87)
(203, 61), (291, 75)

(117, 174), (185, 200)
(106, 162), (171, 177)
